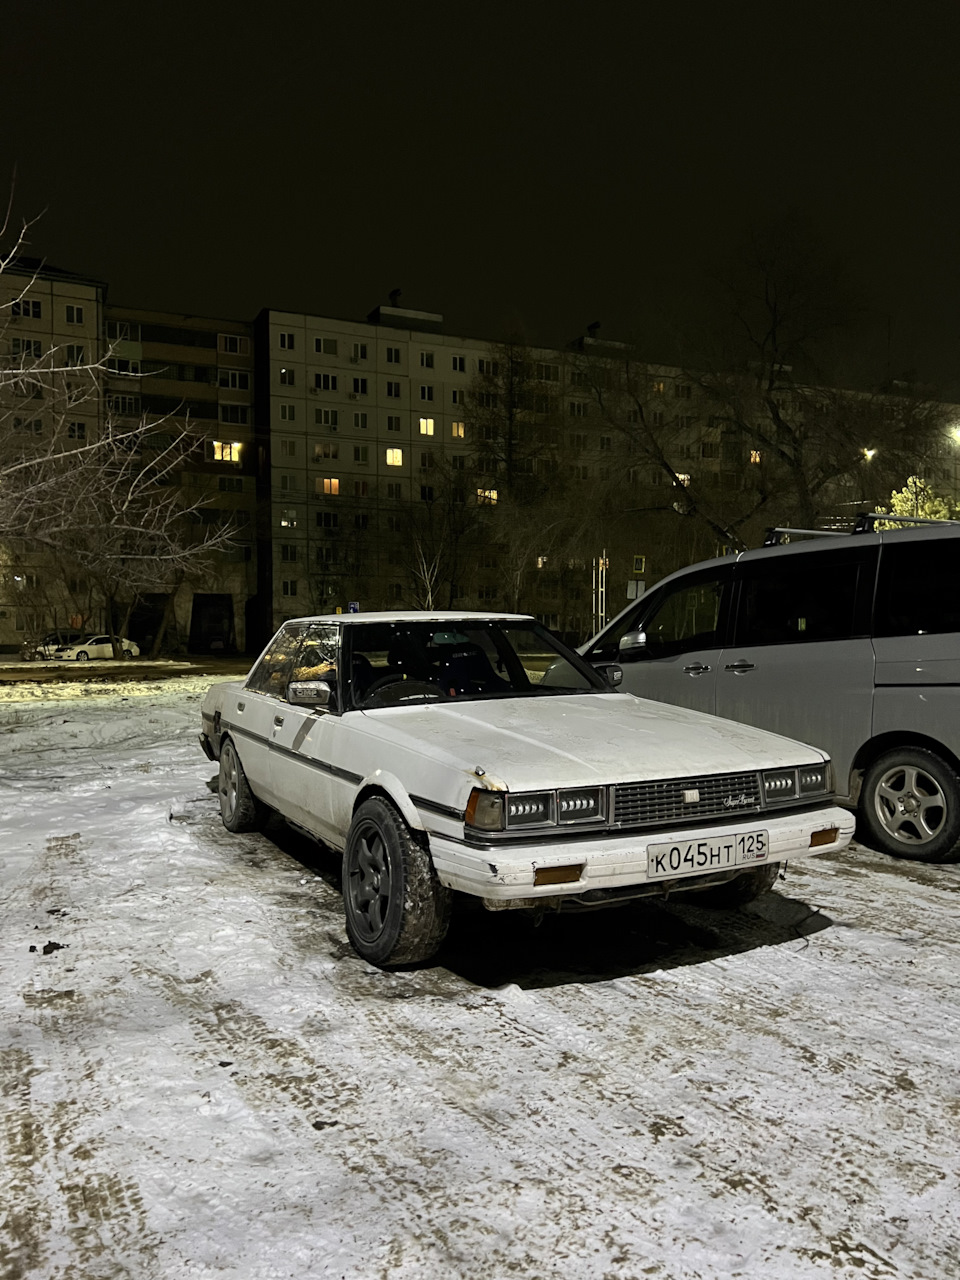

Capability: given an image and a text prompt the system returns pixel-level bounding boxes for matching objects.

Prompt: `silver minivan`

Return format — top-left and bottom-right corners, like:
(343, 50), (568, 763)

(584, 523), (960, 863)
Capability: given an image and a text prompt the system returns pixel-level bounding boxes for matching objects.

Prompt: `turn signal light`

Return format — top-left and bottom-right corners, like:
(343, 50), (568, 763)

(465, 789), (504, 831)
(809, 827), (839, 847)
(534, 864), (585, 886)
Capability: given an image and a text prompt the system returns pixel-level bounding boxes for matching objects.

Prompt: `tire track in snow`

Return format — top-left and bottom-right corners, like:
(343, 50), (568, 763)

(3, 829), (167, 1280)
(0, 1048), (52, 1280)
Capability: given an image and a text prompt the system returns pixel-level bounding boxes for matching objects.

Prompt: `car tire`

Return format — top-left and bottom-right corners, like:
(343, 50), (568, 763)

(123, 649), (133, 659)
(859, 747), (960, 863)
(343, 796), (451, 967)
(76, 651), (89, 662)
(217, 737), (266, 833)
(695, 861), (780, 908)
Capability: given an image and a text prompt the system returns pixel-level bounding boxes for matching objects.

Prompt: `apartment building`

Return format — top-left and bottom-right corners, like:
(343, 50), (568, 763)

(102, 305), (259, 652)
(0, 266), (761, 654)
(251, 302), (506, 640)
(9, 259), (946, 655)
(0, 261), (106, 651)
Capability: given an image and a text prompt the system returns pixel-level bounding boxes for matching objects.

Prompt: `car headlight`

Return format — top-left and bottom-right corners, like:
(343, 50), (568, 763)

(507, 792), (555, 827)
(762, 763), (831, 802)
(556, 788), (605, 823)
(799, 763), (830, 795)
(465, 786), (606, 832)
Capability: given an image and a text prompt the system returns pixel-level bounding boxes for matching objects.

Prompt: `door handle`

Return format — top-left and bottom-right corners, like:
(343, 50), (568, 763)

(683, 662), (711, 676)
(724, 660), (756, 673)
(274, 715), (285, 727)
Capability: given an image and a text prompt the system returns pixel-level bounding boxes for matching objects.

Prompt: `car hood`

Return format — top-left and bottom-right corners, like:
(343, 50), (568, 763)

(355, 692), (825, 789)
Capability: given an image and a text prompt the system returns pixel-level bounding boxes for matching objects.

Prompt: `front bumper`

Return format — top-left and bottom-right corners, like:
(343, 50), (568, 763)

(428, 804), (854, 904)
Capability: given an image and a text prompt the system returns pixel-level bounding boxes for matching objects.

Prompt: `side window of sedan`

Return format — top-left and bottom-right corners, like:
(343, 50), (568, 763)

(246, 625), (305, 699)
(292, 624), (341, 684)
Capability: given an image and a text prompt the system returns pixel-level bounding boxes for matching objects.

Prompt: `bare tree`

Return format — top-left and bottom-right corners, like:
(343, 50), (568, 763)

(467, 338), (558, 500)
(399, 461), (487, 608)
(0, 201), (237, 652)
(571, 227), (957, 559)
(43, 427), (237, 656)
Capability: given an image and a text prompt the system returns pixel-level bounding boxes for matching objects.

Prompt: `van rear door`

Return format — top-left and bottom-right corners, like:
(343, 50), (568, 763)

(872, 532), (960, 743)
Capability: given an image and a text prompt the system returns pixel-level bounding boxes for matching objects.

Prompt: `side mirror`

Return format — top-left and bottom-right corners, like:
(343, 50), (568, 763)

(287, 679), (333, 708)
(618, 629), (647, 662)
(594, 662), (623, 688)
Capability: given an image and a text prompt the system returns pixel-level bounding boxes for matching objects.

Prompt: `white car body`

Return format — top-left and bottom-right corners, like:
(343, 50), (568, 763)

(56, 635), (140, 660)
(26, 631), (84, 660)
(201, 612), (853, 965)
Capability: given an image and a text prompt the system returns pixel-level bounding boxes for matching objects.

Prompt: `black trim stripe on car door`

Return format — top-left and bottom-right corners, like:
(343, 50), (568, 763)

(222, 720), (363, 785)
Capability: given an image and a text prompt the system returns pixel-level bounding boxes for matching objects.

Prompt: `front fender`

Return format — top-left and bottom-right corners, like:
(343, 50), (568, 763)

(354, 769), (427, 833)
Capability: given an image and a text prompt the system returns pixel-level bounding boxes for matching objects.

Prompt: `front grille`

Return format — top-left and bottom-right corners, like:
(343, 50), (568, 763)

(614, 771), (762, 828)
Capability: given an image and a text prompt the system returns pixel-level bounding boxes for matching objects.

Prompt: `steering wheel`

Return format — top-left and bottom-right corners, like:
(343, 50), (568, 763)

(359, 675), (447, 705)
(361, 673), (407, 699)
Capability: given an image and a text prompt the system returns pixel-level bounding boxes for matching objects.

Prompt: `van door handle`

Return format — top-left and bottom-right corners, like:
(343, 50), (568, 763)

(683, 662), (711, 676)
(724, 660), (756, 673)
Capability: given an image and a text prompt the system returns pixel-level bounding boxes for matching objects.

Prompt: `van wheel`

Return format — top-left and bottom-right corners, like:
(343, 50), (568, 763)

(860, 747), (960, 863)
(343, 797), (451, 967)
(695, 862), (780, 907)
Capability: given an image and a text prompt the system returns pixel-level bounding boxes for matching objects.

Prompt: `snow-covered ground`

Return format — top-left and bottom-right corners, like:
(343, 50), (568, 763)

(1, 676), (959, 1280)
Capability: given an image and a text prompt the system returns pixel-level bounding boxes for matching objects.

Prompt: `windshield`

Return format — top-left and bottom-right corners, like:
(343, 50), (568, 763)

(345, 619), (606, 709)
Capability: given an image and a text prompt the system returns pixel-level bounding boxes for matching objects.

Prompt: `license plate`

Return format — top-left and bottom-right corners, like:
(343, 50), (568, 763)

(646, 830), (769, 881)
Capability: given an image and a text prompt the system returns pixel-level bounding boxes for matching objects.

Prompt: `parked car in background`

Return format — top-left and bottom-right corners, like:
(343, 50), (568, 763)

(23, 630), (84, 660)
(56, 635), (140, 661)
(582, 519), (960, 864)
(200, 612), (853, 967)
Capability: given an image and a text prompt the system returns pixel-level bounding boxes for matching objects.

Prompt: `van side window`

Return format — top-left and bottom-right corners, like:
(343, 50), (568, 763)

(874, 539), (960, 636)
(641, 573), (730, 658)
(734, 548), (874, 646)
(585, 600), (648, 660)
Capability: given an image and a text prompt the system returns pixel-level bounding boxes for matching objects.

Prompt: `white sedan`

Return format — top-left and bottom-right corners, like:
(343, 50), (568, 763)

(200, 612), (853, 966)
(56, 635), (140, 660)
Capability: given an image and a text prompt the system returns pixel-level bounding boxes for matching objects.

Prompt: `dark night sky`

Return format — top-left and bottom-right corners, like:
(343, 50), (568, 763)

(4, 1), (960, 391)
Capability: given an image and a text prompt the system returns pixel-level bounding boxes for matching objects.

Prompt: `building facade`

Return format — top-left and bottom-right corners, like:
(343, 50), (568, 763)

(4, 259), (957, 655)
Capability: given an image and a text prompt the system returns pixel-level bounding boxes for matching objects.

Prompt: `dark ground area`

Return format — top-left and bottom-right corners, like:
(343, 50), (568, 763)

(0, 657), (251, 685)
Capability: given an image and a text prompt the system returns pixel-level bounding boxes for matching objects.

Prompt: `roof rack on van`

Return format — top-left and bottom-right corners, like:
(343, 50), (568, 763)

(763, 514), (960, 545)
(851, 513), (960, 534)
(762, 527), (848, 547)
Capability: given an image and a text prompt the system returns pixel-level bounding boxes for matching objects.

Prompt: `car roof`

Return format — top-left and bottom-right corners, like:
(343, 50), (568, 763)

(643, 522), (960, 592)
(281, 611), (535, 627)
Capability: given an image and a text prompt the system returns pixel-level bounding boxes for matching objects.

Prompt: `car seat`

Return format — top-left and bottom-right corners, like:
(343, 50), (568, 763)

(387, 633), (435, 683)
(350, 652), (375, 699)
(440, 643), (510, 696)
